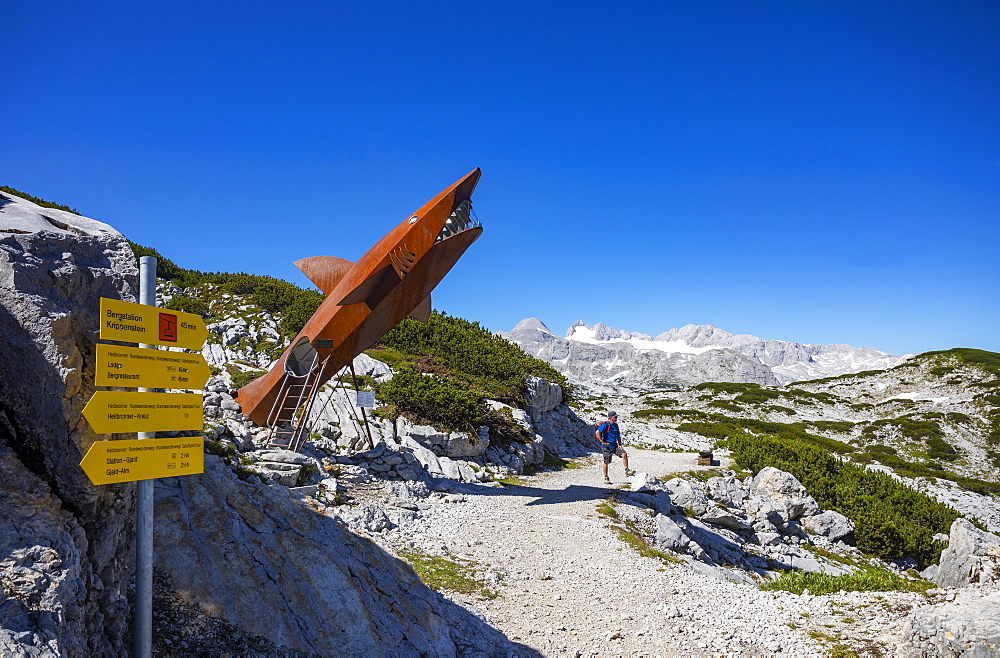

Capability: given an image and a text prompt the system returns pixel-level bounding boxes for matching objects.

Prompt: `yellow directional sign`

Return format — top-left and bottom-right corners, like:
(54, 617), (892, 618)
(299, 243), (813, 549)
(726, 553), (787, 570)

(82, 391), (203, 434)
(99, 298), (208, 350)
(96, 344), (211, 389)
(80, 436), (204, 485)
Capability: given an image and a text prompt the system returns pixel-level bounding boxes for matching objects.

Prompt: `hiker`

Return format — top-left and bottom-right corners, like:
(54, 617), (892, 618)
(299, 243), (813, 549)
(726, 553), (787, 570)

(595, 411), (635, 484)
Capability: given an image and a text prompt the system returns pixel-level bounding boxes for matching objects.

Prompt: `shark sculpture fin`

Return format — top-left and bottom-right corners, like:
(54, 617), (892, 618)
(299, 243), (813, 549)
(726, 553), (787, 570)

(294, 256), (355, 295)
(409, 295), (431, 323)
(337, 264), (400, 308)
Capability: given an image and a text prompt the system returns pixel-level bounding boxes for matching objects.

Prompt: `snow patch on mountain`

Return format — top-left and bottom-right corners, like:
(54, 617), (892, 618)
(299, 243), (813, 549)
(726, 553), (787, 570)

(566, 321), (718, 355)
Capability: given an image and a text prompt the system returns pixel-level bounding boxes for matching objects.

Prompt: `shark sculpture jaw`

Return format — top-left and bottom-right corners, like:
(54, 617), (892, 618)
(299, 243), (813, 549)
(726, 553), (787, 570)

(235, 169), (483, 429)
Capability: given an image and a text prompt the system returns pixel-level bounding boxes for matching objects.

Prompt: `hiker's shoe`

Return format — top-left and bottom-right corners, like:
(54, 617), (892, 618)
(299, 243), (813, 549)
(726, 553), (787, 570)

(604, 477), (613, 485)
(625, 469), (636, 476)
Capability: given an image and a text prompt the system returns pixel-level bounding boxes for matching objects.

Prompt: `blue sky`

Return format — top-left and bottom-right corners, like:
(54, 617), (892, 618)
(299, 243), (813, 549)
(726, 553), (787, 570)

(3, 1), (998, 355)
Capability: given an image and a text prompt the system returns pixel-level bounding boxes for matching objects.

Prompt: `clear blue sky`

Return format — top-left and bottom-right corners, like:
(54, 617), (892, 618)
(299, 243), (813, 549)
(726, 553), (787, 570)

(4, 1), (998, 355)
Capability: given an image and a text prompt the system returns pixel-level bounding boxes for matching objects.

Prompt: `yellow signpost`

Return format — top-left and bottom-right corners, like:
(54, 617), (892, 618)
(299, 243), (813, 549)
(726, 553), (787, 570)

(99, 297), (208, 350)
(83, 391), (204, 434)
(80, 436), (204, 485)
(96, 344), (211, 389)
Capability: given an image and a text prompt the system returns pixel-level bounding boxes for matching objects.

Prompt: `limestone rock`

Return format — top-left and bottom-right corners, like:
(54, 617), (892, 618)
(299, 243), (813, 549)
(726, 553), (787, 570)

(524, 375), (563, 421)
(934, 518), (1000, 588)
(630, 472), (661, 493)
(706, 475), (748, 509)
(904, 588), (1000, 657)
(399, 419), (489, 458)
(154, 456), (519, 654)
(654, 514), (690, 553)
(699, 504), (752, 532)
(0, 194), (138, 655)
(749, 467), (820, 521)
(801, 510), (855, 542)
(662, 478), (710, 516)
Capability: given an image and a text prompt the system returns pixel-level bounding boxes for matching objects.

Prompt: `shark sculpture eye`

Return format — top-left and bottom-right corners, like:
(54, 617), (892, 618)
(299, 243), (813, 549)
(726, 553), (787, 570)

(407, 215), (419, 224)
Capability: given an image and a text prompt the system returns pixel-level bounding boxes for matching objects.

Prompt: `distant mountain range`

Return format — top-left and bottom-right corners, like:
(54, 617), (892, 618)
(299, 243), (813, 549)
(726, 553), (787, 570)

(501, 319), (908, 394)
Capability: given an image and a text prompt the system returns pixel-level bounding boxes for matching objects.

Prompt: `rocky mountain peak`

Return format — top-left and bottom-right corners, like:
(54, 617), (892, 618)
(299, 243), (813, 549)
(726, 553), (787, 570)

(505, 318), (909, 392)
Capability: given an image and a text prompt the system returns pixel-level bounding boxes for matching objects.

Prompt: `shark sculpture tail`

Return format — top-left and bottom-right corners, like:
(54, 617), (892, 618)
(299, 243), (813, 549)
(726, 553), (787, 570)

(235, 169), (483, 435)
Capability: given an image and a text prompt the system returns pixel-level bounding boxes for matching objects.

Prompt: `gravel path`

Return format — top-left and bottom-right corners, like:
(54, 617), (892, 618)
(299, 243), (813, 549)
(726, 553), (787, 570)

(402, 448), (830, 656)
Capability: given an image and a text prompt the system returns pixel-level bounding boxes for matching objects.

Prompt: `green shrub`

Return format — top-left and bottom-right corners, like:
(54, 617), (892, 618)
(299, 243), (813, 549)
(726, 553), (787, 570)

(374, 311), (568, 405)
(633, 408), (709, 421)
(679, 416), (856, 454)
(375, 367), (481, 431)
(920, 348), (1000, 377)
(226, 365), (264, 390)
(125, 242), (325, 338)
(708, 400), (743, 413)
(163, 295), (210, 317)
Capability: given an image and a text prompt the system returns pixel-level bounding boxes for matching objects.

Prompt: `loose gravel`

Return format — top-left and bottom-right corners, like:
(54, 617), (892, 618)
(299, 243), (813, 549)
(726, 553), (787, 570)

(391, 448), (929, 656)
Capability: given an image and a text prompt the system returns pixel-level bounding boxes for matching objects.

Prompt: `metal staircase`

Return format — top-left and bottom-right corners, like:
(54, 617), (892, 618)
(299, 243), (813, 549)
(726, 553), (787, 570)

(266, 355), (329, 453)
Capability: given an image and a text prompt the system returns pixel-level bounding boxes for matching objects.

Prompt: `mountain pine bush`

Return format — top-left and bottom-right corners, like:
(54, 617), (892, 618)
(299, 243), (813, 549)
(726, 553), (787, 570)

(126, 242), (324, 338)
(1, 186), (80, 214)
(720, 432), (959, 566)
(374, 312), (569, 405)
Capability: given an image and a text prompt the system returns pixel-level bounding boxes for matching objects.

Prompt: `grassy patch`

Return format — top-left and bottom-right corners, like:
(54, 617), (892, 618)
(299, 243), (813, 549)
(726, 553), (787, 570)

(612, 522), (682, 565)
(761, 569), (932, 595)
(633, 408), (710, 421)
(595, 501), (619, 518)
(400, 550), (497, 598)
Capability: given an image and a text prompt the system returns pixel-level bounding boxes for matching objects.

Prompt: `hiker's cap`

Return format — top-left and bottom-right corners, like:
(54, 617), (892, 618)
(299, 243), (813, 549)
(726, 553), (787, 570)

(608, 411), (618, 418)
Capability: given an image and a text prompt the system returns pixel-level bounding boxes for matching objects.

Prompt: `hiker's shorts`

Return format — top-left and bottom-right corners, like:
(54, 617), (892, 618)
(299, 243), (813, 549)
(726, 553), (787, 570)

(602, 446), (626, 464)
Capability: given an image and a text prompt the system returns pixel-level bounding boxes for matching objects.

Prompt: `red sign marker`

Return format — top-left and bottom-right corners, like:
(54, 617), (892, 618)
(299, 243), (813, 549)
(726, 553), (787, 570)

(158, 313), (178, 342)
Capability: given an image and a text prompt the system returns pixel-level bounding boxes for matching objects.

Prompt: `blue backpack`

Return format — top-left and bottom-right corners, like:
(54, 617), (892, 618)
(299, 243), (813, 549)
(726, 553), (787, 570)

(599, 421), (619, 447)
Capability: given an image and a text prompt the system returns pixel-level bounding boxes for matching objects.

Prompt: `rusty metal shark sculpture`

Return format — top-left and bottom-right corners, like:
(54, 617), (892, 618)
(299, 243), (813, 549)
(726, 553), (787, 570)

(235, 168), (483, 436)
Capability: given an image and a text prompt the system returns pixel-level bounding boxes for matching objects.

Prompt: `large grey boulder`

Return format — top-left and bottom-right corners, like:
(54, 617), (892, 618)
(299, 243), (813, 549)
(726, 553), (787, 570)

(154, 455), (523, 655)
(662, 477), (711, 516)
(706, 475), (748, 509)
(0, 194), (138, 655)
(934, 518), (1000, 588)
(801, 510), (855, 542)
(904, 588), (1000, 657)
(524, 375), (563, 421)
(399, 419), (489, 458)
(749, 467), (820, 521)
(699, 503), (752, 532)
(654, 514), (691, 553)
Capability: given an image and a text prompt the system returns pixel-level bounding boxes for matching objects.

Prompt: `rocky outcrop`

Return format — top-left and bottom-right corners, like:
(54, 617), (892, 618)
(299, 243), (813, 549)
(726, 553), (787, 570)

(933, 518), (1000, 588)
(621, 468), (862, 577)
(503, 318), (780, 395)
(904, 588), (1000, 657)
(154, 455), (522, 655)
(655, 324), (907, 384)
(502, 318), (906, 393)
(748, 467), (821, 521)
(0, 193), (138, 655)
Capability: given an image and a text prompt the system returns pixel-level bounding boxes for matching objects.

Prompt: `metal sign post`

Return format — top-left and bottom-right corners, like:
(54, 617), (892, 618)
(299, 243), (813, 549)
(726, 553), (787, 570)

(135, 255), (155, 658)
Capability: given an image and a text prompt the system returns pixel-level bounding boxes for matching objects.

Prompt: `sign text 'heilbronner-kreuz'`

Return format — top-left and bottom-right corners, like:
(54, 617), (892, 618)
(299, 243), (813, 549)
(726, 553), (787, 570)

(99, 298), (208, 350)
(82, 391), (203, 434)
(95, 344), (211, 389)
